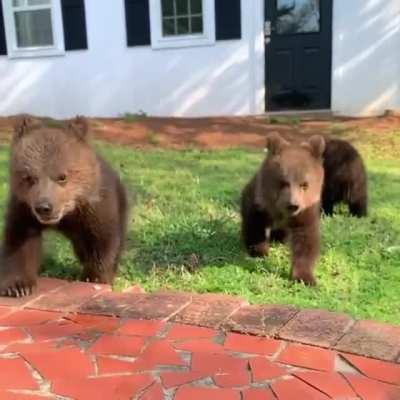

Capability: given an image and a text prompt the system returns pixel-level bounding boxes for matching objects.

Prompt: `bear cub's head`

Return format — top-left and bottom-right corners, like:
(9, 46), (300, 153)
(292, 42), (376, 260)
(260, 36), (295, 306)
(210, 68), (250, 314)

(256, 132), (325, 219)
(10, 116), (100, 225)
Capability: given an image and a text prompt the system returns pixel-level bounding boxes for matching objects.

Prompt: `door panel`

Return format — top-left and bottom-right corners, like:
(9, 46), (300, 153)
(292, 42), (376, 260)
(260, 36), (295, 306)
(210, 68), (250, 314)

(265, 0), (332, 111)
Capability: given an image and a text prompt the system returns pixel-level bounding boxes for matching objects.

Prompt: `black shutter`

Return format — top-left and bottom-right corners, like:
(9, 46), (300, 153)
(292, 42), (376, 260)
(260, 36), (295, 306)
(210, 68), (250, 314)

(215, 0), (242, 41)
(61, 0), (88, 51)
(125, 0), (151, 46)
(0, 1), (7, 56)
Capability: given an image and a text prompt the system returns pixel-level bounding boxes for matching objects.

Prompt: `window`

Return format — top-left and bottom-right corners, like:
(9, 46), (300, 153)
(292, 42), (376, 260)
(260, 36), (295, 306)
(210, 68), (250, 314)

(2, 0), (65, 58)
(161, 0), (203, 37)
(149, 0), (215, 49)
(276, 0), (320, 35)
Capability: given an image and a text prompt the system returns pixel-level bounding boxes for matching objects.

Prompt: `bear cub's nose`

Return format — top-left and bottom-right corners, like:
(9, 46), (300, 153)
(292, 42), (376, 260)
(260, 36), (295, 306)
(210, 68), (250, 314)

(287, 204), (299, 213)
(35, 201), (53, 216)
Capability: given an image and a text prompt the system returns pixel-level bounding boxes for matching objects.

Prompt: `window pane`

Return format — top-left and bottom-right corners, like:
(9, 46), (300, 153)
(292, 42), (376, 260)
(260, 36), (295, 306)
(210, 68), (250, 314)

(162, 18), (176, 36)
(13, 0), (25, 6)
(190, 0), (202, 14)
(14, 9), (53, 47)
(161, 0), (174, 17)
(276, 0), (320, 34)
(176, 0), (188, 15)
(28, 0), (51, 5)
(191, 16), (203, 33)
(161, 0), (203, 37)
(177, 16), (189, 34)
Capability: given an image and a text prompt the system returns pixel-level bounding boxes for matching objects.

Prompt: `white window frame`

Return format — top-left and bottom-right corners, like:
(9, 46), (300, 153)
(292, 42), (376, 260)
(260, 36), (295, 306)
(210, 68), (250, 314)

(149, 0), (215, 50)
(2, 0), (65, 59)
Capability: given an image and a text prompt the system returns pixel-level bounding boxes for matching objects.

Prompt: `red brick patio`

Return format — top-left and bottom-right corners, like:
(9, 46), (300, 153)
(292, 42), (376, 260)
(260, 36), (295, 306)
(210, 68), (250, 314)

(0, 278), (399, 399)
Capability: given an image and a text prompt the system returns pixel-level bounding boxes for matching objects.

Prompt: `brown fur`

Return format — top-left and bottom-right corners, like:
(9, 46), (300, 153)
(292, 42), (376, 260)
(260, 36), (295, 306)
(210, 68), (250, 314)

(322, 138), (368, 217)
(0, 116), (129, 297)
(240, 132), (325, 285)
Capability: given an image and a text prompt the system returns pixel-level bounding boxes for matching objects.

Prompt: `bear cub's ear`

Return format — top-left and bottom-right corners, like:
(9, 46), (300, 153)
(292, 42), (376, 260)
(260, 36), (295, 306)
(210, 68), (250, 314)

(265, 132), (290, 155)
(66, 116), (89, 141)
(14, 115), (40, 139)
(301, 135), (325, 159)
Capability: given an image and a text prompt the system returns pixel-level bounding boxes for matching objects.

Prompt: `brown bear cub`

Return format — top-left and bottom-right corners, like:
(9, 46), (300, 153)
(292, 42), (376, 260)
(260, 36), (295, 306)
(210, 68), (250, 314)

(0, 116), (129, 297)
(241, 133), (325, 286)
(322, 138), (368, 217)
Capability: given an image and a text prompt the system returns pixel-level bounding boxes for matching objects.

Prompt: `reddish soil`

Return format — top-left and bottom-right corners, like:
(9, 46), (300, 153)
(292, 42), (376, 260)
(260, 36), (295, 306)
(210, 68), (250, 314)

(1, 113), (399, 149)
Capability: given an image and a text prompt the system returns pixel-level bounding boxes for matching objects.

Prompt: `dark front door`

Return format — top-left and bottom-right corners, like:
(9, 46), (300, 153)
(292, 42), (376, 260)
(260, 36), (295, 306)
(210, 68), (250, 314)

(265, 0), (332, 111)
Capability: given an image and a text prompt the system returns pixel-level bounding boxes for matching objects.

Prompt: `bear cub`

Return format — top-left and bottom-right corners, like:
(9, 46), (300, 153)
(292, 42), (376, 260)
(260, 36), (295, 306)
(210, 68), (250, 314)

(241, 133), (325, 286)
(0, 116), (129, 297)
(322, 138), (368, 217)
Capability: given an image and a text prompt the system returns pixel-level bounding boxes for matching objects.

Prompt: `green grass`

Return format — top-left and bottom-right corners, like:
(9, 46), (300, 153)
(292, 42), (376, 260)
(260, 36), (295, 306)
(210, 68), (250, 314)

(267, 115), (301, 125)
(0, 131), (399, 325)
(147, 130), (161, 146)
(120, 111), (147, 123)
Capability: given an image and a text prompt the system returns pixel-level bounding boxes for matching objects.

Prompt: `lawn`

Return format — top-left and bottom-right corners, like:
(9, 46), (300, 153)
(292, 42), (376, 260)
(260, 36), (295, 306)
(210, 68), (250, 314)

(0, 128), (399, 325)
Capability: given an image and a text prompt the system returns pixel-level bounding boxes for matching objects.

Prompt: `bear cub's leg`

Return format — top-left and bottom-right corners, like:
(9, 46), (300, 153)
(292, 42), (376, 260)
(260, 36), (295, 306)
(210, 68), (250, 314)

(270, 228), (288, 243)
(348, 194), (368, 218)
(0, 203), (42, 297)
(77, 236), (123, 284)
(67, 217), (126, 284)
(289, 215), (320, 286)
(241, 208), (270, 257)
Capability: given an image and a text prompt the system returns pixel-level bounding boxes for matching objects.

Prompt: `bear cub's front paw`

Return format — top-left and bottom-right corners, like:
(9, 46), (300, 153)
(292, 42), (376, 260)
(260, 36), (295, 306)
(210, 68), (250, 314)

(248, 242), (269, 258)
(0, 275), (37, 298)
(291, 271), (317, 286)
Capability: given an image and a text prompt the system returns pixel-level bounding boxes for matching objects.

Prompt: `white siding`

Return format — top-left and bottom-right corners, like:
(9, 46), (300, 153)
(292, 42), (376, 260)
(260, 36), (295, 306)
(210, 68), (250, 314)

(0, 0), (265, 118)
(331, 0), (400, 116)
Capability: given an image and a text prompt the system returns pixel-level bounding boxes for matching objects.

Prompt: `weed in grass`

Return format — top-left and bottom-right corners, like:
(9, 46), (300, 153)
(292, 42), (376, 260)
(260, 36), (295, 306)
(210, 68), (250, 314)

(329, 123), (350, 136)
(267, 116), (301, 125)
(121, 111), (147, 123)
(41, 117), (65, 129)
(147, 131), (160, 146)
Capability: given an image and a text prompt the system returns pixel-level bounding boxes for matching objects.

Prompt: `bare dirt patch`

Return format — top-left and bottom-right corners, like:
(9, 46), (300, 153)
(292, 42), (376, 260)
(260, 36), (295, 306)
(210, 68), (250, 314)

(0, 113), (399, 150)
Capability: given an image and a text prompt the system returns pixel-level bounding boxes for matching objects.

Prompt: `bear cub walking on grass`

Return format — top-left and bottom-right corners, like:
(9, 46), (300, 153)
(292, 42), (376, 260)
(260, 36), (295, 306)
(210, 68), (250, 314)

(0, 116), (129, 297)
(322, 138), (368, 217)
(241, 133), (325, 286)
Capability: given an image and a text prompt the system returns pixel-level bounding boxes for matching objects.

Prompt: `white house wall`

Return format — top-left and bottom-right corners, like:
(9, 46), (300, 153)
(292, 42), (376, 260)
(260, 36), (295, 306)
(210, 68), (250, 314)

(331, 0), (400, 117)
(0, 0), (265, 119)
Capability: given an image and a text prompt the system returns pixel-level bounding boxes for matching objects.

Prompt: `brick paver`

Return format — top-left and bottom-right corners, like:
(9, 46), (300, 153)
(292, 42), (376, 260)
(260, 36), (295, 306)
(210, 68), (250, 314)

(341, 353), (400, 385)
(278, 309), (353, 347)
(0, 278), (398, 399)
(294, 371), (358, 399)
(335, 320), (400, 362)
(272, 377), (330, 399)
(0, 327), (29, 344)
(89, 334), (146, 356)
(171, 293), (247, 328)
(224, 304), (298, 336)
(175, 386), (241, 400)
(97, 355), (135, 375)
(140, 382), (164, 400)
(0, 358), (39, 391)
(29, 281), (109, 312)
(277, 343), (336, 372)
(160, 371), (207, 389)
(242, 388), (277, 400)
(249, 357), (288, 382)
(224, 332), (281, 356)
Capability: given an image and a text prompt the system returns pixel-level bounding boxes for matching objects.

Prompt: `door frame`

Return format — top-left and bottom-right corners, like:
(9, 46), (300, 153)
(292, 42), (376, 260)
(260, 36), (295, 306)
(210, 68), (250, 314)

(264, 0), (333, 112)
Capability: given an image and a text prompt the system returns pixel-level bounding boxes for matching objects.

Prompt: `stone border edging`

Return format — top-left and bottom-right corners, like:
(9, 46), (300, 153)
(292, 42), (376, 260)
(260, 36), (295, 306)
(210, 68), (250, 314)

(0, 277), (399, 364)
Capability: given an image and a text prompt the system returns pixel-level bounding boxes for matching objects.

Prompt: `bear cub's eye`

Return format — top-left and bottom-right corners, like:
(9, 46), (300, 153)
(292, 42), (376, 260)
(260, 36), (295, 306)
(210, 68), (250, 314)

(300, 182), (309, 191)
(56, 173), (67, 185)
(22, 175), (37, 186)
(279, 180), (290, 189)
